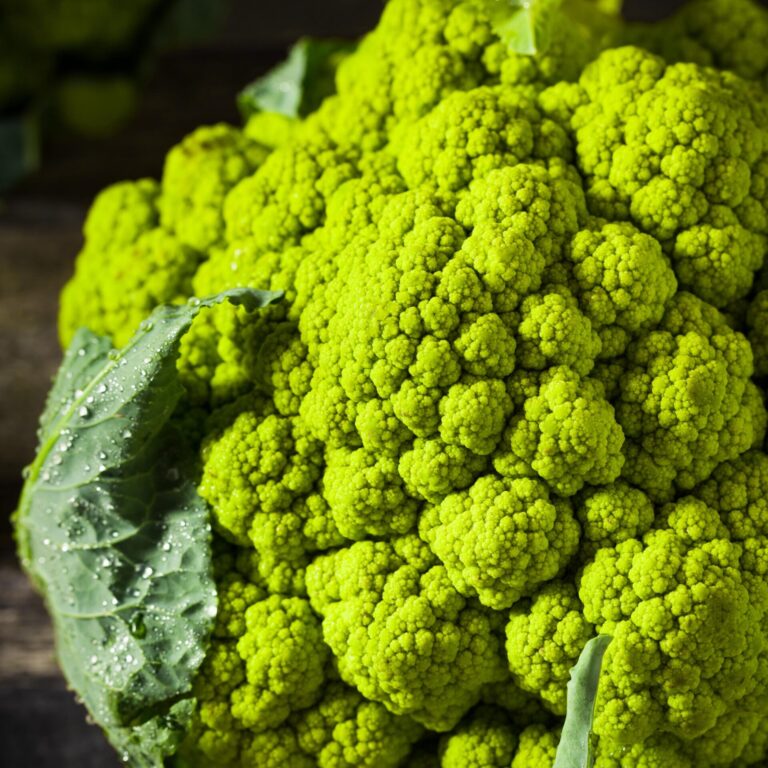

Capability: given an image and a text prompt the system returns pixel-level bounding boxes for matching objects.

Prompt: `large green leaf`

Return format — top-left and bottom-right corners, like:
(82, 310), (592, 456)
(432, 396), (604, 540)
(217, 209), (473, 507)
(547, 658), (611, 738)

(15, 288), (282, 767)
(554, 635), (612, 768)
(238, 37), (355, 120)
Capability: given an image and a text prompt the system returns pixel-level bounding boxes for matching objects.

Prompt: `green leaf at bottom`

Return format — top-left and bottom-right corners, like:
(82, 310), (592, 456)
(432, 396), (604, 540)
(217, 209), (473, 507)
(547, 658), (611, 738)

(15, 288), (282, 767)
(554, 634), (612, 768)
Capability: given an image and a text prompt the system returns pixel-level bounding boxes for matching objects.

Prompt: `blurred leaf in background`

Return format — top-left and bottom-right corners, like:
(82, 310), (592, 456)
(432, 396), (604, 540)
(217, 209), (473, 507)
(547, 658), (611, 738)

(0, 0), (229, 191)
(0, 112), (40, 192)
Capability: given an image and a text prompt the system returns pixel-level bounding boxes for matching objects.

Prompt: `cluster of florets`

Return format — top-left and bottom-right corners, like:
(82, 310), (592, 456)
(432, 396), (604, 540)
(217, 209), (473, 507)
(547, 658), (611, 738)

(60, 0), (768, 766)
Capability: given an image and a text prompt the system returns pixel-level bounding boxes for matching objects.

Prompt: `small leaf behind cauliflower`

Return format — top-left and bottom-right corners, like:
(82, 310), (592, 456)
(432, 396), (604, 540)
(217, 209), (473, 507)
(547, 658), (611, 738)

(14, 287), (282, 768)
(480, 0), (621, 56)
(0, 110), (39, 192)
(484, 0), (563, 56)
(238, 37), (356, 120)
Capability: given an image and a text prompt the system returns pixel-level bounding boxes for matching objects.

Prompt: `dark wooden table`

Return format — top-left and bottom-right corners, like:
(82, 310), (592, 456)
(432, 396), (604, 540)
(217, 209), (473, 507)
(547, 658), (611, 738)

(0, 0), (760, 764)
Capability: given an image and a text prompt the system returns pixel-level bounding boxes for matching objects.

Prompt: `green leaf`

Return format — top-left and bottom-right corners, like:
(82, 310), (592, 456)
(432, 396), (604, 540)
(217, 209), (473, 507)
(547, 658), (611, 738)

(238, 37), (356, 120)
(554, 635), (612, 768)
(482, 0), (622, 56)
(484, 0), (563, 55)
(15, 288), (283, 768)
(0, 110), (39, 192)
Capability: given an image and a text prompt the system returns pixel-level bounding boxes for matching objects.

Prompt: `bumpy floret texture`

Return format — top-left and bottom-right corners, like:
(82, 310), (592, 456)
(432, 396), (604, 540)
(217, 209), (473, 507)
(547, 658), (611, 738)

(506, 581), (594, 714)
(305, 535), (508, 732)
(419, 475), (578, 610)
(181, 551), (425, 767)
(510, 724), (559, 768)
(578, 454), (768, 764)
(59, 0), (768, 765)
(438, 706), (518, 767)
(632, 0), (768, 86)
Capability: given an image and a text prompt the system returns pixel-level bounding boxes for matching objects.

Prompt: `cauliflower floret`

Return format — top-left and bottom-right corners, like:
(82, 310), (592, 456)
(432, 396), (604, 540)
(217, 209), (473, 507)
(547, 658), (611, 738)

(160, 124), (270, 252)
(496, 366), (625, 496)
(419, 476), (579, 610)
(438, 706), (518, 768)
(567, 221), (678, 356)
(506, 581), (595, 713)
(305, 535), (508, 731)
(579, 497), (768, 757)
(511, 724), (559, 768)
(616, 293), (766, 500)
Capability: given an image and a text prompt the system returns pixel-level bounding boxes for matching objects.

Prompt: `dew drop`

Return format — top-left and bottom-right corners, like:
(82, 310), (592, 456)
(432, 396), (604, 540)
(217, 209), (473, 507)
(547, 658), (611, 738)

(129, 613), (147, 639)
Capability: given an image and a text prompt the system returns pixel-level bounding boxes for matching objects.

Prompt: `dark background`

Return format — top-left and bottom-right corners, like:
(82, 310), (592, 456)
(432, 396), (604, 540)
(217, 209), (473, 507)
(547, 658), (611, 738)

(0, 0), (757, 765)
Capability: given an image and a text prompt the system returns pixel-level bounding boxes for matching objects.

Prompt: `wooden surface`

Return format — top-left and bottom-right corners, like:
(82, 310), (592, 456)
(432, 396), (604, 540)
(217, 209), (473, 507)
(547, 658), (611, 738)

(0, 0), (763, 765)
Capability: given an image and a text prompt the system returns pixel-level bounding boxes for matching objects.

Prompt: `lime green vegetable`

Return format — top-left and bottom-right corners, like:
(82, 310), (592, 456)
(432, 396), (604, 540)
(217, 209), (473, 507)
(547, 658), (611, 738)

(16, 0), (768, 766)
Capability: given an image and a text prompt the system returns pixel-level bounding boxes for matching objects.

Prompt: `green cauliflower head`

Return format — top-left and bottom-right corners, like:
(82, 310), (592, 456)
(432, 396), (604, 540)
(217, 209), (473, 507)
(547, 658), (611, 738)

(56, 0), (768, 766)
